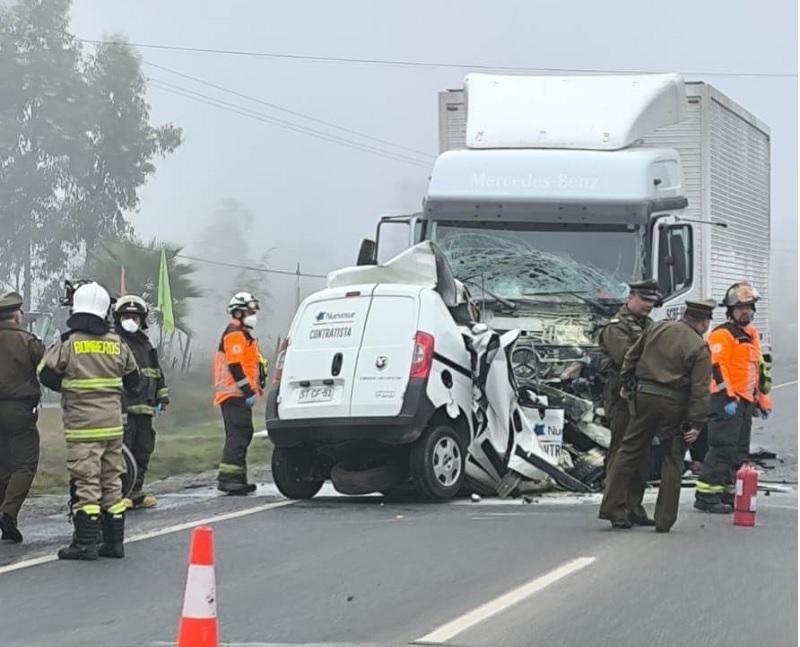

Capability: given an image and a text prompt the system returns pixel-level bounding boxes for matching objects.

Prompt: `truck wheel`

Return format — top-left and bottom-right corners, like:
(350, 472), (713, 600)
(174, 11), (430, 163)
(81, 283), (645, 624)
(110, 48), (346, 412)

(331, 457), (403, 496)
(121, 443), (138, 499)
(410, 425), (466, 500)
(271, 446), (324, 500)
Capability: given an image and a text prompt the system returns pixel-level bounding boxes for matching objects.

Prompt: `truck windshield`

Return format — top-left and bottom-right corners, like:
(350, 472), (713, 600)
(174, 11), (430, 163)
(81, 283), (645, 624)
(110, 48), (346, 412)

(428, 220), (643, 301)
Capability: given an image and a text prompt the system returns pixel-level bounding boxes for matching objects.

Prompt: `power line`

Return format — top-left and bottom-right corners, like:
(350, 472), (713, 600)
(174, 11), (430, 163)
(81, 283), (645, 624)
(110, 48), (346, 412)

(78, 38), (798, 78)
(175, 253), (328, 279)
(147, 78), (432, 168)
(144, 61), (432, 159)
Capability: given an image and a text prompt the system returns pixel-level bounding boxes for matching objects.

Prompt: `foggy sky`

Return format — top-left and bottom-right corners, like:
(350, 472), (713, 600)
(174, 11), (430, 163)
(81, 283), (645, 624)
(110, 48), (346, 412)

(68, 0), (798, 354)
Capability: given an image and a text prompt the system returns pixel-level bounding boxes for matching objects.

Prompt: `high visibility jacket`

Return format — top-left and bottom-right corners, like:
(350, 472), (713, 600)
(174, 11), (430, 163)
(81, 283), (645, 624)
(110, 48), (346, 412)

(120, 331), (168, 416)
(213, 319), (261, 406)
(38, 330), (140, 441)
(708, 322), (773, 410)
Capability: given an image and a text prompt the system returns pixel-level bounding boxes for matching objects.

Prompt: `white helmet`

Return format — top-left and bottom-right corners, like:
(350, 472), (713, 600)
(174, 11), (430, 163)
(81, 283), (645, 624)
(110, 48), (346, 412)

(72, 282), (111, 319)
(227, 292), (260, 315)
(114, 294), (149, 328)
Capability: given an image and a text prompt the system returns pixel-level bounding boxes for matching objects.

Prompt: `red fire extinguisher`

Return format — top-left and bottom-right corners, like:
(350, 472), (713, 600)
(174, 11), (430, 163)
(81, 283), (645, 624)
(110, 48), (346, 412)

(733, 462), (759, 527)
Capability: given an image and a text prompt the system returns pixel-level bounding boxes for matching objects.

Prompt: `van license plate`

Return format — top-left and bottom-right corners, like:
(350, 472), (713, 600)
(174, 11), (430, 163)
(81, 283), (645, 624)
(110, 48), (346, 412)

(297, 387), (334, 403)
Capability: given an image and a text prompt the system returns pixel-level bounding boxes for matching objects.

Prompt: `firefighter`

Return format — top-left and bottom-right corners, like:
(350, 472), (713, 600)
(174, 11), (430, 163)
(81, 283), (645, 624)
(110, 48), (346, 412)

(38, 282), (142, 560)
(599, 299), (716, 532)
(597, 278), (661, 526)
(0, 292), (45, 543)
(214, 292), (265, 495)
(694, 282), (773, 513)
(113, 295), (169, 510)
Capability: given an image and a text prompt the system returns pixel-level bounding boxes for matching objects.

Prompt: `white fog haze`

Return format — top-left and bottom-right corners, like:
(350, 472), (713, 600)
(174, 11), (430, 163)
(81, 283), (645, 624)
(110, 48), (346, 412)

(65, 0), (798, 361)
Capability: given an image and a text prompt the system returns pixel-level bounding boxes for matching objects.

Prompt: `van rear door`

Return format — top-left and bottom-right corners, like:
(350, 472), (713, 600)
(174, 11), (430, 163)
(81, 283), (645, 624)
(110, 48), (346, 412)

(278, 287), (373, 420)
(349, 286), (421, 418)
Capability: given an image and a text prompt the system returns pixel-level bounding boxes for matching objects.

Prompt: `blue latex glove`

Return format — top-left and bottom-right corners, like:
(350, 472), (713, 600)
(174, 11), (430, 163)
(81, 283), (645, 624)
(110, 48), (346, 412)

(154, 403), (164, 417)
(245, 396), (256, 408)
(761, 409), (771, 421)
(723, 401), (738, 417)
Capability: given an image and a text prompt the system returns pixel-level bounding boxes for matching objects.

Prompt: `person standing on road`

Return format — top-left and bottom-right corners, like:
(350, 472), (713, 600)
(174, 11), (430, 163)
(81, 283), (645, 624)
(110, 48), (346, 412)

(0, 292), (45, 543)
(599, 300), (716, 532)
(38, 282), (142, 561)
(694, 282), (773, 514)
(214, 292), (264, 495)
(113, 295), (169, 510)
(597, 279), (661, 526)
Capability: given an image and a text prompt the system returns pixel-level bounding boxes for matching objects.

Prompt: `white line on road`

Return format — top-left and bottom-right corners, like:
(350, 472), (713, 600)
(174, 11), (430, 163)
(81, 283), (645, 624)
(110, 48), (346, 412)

(414, 556), (596, 644)
(772, 380), (798, 390)
(0, 499), (294, 576)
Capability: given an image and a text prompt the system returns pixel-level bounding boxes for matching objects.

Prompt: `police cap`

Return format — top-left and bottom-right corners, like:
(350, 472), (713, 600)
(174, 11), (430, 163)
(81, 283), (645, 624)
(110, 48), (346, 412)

(627, 279), (662, 302)
(0, 292), (23, 316)
(684, 298), (717, 321)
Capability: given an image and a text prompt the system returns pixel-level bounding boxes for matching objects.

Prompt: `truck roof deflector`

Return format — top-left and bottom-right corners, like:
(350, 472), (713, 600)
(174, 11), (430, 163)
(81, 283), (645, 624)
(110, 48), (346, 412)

(464, 72), (687, 151)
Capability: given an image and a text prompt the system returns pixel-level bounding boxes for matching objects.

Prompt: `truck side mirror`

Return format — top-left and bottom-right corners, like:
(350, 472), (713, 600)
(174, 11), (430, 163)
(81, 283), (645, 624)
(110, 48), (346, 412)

(356, 239), (378, 266)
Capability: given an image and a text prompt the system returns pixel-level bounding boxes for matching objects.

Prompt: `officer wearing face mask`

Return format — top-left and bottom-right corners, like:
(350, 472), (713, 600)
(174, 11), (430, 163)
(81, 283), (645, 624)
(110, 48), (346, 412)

(213, 292), (263, 494)
(113, 295), (169, 510)
(694, 282), (773, 514)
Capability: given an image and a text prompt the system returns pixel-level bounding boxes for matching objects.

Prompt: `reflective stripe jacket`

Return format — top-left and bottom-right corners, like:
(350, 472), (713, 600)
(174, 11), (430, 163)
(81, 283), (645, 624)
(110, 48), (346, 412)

(708, 322), (773, 410)
(38, 330), (140, 441)
(213, 320), (261, 406)
(120, 331), (168, 416)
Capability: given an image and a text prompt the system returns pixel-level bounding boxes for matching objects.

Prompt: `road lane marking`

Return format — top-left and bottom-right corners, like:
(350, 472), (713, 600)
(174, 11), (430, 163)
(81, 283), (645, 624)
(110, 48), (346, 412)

(0, 499), (293, 576)
(414, 556), (596, 644)
(772, 380), (798, 390)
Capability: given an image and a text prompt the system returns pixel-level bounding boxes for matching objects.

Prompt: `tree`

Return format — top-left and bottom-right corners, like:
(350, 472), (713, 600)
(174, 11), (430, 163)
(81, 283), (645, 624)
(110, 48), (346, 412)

(0, 0), (182, 308)
(82, 238), (201, 335)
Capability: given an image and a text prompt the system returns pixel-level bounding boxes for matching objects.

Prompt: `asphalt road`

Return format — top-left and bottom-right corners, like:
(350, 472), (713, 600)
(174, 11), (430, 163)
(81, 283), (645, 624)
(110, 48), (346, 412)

(0, 372), (796, 647)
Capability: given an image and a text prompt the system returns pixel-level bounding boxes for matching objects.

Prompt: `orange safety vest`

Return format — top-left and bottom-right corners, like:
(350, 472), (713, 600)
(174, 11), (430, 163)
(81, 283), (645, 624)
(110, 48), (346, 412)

(213, 319), (262, 406)
(708, 322), (772, 410)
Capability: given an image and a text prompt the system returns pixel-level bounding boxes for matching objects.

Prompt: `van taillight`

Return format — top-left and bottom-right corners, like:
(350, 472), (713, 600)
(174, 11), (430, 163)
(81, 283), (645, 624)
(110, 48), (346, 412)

(271, 338), (290, 386)
(410, 332), (434, 380)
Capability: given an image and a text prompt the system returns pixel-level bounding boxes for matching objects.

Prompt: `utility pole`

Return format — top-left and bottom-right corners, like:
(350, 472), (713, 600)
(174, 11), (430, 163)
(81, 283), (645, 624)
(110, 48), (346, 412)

(295, 264), (301, 310)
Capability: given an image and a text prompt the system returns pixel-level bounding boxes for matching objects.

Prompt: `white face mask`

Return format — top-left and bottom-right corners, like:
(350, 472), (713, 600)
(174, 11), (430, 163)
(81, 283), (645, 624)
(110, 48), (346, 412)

(120, 319), (140, 334)
(242, 314), (257, 329)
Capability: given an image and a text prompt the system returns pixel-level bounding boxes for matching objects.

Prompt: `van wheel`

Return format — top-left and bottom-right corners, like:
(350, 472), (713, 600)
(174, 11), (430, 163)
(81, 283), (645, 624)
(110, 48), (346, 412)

(272, 446), (324, 500)
(410, 426), (466, 500)
(331, 457), (403, 496)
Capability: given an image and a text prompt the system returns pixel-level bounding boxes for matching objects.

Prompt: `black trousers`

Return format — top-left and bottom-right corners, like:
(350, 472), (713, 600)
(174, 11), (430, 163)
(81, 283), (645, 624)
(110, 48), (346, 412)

(0, 401), (40, 520)
(218, 399), (254, 483)
(123, 414), (156, 495)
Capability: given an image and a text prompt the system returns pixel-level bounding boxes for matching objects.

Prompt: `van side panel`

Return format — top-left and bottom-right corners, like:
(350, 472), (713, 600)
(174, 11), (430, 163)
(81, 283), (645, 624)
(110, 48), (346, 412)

(278, 289), (374, 420)
(349, 288), (420, 418)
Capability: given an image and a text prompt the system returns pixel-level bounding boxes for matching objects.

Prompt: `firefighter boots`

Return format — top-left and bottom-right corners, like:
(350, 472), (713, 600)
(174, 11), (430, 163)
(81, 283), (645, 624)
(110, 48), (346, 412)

(58, 510), (99, 561)
(98, 511), (125, 558)
(0, 512), (23, 543)
(693, 495), (733, 514)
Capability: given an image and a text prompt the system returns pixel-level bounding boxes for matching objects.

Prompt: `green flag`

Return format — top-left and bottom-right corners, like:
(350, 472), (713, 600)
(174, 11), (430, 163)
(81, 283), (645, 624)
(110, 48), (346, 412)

(158, 246), (175, 334)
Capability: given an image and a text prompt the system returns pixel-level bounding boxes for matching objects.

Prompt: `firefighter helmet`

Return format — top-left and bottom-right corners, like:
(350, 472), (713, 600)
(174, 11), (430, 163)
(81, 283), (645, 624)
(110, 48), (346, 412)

(227, 292), (260, 315)
(71, 282), (111, 320)
(720, 282), (760, 308)
(113, 294), (150, 329)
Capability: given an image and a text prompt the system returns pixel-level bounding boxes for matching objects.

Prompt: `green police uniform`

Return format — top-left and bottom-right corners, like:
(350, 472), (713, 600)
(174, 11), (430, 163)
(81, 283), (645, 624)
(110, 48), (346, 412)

(0, 292), (45, 543)
(597, 279), (660, 522)
(598, 299), (715, 532)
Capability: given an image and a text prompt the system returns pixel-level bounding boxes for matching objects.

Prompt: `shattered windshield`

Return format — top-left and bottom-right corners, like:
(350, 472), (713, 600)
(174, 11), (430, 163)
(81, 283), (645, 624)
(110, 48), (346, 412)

(430, 221), (643, 301)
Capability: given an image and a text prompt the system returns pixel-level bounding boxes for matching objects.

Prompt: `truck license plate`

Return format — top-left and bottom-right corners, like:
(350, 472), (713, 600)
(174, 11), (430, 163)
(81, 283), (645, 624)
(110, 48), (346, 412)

(297, 387), (334, 403)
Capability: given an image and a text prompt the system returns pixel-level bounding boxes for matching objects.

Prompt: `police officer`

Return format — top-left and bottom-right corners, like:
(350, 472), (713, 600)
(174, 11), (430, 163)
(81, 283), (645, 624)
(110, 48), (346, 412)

(213, 292), (265, 495)
(694, 282), (773, 513)
(0, 292), (45, 543)
(113, 295), (169, 510)
(597, 279), (661, 525)
(598, 299), (716, 532)
(38, 282), (141, 560)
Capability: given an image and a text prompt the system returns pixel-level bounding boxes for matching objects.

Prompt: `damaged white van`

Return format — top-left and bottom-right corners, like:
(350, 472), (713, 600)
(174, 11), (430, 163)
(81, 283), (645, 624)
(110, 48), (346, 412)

(265, 242), (477, 500)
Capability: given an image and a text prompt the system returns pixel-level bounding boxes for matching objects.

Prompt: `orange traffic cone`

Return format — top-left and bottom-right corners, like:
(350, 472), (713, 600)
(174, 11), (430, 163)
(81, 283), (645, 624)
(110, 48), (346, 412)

(177, 526), (218, 647)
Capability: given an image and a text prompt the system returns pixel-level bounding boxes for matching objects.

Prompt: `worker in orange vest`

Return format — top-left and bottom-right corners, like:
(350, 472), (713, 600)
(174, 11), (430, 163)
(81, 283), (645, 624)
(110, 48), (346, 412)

(213, 292), (265, 495)
(694, 282), (773, 513)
